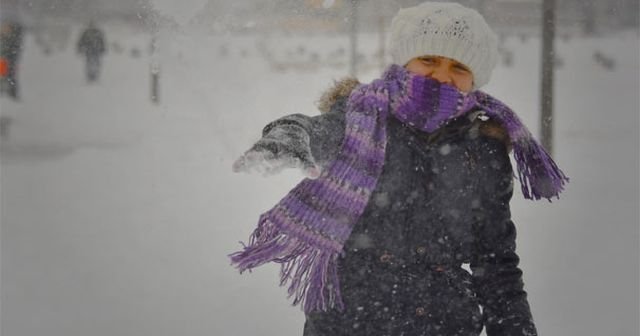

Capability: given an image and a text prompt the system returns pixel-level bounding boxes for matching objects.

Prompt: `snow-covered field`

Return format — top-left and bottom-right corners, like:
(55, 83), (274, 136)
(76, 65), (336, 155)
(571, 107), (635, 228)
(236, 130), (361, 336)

(1, 24), (638, 336)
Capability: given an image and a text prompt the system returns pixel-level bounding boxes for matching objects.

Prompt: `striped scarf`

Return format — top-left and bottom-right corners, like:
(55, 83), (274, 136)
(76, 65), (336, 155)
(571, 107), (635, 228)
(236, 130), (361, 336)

(229, 64), (568, 313)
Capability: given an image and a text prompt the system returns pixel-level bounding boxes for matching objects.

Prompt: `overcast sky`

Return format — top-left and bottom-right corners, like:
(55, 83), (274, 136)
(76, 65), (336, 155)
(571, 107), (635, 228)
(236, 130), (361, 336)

(148, 0), (209, 25)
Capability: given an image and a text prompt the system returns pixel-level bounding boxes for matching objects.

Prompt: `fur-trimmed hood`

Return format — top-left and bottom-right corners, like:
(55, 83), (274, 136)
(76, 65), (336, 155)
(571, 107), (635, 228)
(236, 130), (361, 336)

(317, 77), (360, 114)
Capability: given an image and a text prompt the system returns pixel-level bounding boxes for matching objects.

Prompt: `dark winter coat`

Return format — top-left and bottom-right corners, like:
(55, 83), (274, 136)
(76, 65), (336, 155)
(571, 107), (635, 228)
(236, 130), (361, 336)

(0, 23), (23, 62)
(77, 27), (106, 58)
(260, 82), (537, 336)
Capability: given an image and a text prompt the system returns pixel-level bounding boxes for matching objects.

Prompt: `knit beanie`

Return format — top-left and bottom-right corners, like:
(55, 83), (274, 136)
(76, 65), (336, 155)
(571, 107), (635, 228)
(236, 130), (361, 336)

(389, 1), (499, 88)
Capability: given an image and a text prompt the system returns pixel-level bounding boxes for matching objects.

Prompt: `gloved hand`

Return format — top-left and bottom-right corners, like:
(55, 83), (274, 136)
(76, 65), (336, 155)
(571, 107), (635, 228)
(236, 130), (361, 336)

(232, 124), (321, 178)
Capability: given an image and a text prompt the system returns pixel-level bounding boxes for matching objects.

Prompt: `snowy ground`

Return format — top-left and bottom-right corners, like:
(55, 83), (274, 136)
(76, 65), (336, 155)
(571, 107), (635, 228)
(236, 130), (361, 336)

(1, 24), (638, 336)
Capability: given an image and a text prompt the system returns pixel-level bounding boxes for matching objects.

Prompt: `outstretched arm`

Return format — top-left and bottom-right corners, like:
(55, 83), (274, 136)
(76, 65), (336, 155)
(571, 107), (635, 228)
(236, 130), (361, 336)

(233, 99), (346, 176)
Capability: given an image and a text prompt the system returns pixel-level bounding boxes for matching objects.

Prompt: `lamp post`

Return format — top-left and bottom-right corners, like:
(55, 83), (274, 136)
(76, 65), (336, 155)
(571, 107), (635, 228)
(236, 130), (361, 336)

(348, 0), (359, 77)
(540, 0), (556, 154)
(150, 34), (160, 104)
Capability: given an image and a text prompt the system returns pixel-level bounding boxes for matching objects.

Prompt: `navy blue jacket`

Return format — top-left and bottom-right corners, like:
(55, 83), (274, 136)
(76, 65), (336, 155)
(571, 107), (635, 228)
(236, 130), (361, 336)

(260, 96), (537, 336)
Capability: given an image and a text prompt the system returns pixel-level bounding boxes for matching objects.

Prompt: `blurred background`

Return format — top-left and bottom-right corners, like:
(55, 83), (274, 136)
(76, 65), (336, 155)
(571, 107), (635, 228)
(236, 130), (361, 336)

(1, 0), (638, 335)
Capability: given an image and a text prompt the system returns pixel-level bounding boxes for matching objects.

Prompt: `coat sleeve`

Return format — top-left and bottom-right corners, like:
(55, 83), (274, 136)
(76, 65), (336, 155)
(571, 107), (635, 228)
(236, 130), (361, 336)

(260, 98), (346, 166)
(469, 135), (538, 336)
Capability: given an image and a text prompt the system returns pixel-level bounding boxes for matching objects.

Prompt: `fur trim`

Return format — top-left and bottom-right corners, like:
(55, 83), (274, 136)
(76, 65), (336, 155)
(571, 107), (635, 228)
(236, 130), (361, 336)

(479, 119), (512, 151)
(317, 77), (360, 114)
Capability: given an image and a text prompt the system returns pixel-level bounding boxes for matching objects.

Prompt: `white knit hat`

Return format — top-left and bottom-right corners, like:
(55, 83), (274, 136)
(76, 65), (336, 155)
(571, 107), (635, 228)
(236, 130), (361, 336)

(389, 1), (499, 88)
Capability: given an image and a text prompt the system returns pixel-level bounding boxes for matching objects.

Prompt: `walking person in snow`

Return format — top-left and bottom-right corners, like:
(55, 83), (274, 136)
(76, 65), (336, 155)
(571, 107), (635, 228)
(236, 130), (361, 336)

(77, 22), (106, 83)
(230, 2), (568, 336)
(0, 21), (23, 99)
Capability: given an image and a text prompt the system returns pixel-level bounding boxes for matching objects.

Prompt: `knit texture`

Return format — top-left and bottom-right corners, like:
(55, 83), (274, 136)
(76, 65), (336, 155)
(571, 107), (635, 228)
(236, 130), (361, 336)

(230, 64), (568, 313)
(389, 1), (499, 88)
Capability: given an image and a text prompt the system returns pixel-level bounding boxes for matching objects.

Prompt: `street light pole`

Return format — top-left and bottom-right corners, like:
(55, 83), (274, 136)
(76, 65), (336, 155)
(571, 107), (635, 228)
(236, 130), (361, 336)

(150, 33), (160, 104)
(348, 0), (359, 77)
(540, 0), (556, 154)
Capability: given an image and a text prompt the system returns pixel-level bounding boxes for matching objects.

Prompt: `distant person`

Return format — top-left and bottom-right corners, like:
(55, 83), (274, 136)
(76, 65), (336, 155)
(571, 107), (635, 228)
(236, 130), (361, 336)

(0, 21), (24, 99)
(230, 2), (568, 336)
(77, 22), (106, 82)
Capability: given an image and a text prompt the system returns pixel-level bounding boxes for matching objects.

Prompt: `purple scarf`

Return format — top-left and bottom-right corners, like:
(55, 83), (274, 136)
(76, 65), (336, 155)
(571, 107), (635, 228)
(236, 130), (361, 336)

(230, 64), (568, 313)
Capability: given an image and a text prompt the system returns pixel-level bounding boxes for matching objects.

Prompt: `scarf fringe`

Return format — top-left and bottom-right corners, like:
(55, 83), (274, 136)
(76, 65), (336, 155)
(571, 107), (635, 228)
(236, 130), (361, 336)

(513, 140), (569, 201)
(473, 90), (569, 201)
(229, 214), (344, 313)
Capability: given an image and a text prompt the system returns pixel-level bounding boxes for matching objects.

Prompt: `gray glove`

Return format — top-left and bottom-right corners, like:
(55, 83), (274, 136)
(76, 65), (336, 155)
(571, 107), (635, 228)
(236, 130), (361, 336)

(232, 124), (320, 178)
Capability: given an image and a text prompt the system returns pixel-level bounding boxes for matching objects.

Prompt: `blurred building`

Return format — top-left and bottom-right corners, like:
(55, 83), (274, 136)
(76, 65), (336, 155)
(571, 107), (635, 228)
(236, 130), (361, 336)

(191, 0), (639, 36)
(0, 0), (169, 31)
(1, 0), (637, 37)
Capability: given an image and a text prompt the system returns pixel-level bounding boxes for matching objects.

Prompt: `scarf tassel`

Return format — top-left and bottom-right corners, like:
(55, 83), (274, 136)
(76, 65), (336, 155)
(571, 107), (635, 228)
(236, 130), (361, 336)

(512, 141), (569, 201)
(229, 214), (345, 313)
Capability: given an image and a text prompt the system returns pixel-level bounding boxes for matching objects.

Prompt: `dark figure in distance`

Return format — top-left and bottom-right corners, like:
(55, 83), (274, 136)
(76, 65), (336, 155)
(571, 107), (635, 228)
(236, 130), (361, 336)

(0, 21), (23, 99)
(77, 22), (106, 83)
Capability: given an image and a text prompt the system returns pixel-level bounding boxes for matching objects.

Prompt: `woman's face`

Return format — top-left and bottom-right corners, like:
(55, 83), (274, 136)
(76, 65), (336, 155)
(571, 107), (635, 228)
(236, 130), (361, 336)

(405, 56), (474, 93)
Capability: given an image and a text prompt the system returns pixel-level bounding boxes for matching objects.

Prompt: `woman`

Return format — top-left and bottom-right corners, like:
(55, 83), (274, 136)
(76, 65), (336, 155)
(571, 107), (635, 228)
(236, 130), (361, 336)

(230, 2), (567, 335)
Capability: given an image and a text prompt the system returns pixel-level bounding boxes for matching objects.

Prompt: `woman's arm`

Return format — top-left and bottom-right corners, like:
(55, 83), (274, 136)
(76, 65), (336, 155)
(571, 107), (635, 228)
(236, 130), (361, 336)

(233, 99), (346, 175)
(470, 135), (538, 336)
(268, 97), (346, 166)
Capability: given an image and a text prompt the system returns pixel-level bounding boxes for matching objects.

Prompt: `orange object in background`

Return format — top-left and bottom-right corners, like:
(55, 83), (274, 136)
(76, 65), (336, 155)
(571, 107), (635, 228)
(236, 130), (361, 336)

(0, 57), (8, 77)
